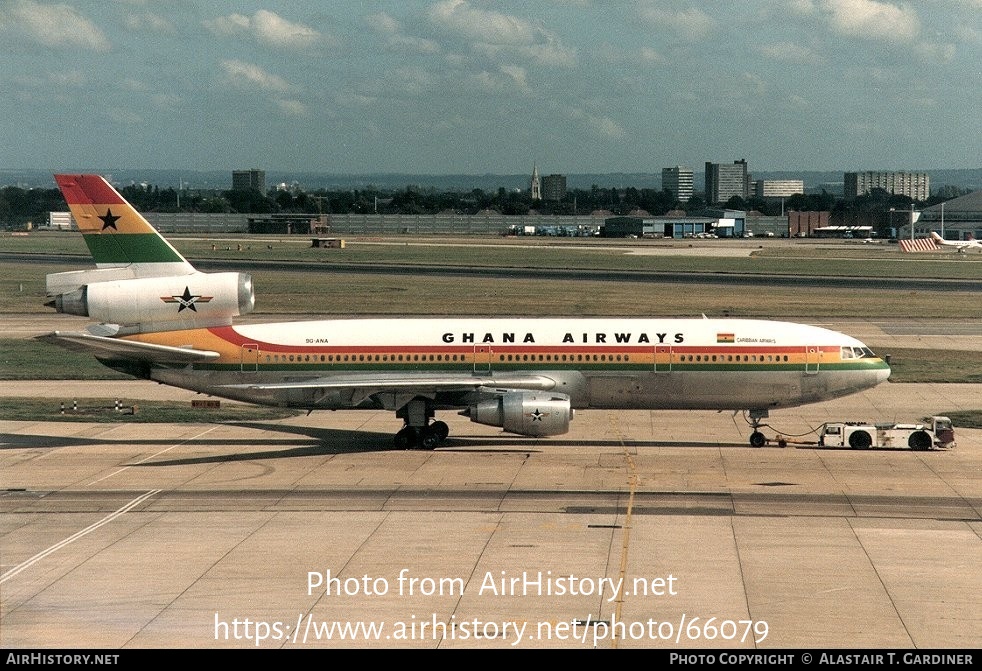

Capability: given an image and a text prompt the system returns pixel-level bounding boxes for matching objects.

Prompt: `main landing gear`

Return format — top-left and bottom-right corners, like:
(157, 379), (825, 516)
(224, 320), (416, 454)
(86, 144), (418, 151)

(747, 409), (769, 448)
(394, 421), (449, 450)
(393, 397), (449, 450)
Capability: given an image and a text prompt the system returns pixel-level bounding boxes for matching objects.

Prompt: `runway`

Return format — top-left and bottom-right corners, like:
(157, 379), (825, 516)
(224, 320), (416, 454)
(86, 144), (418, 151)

(1, 381), (980, 649)
(4, 251), (981, 292)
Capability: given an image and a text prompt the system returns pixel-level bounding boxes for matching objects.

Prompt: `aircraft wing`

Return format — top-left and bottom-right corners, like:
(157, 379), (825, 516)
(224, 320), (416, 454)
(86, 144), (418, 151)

(39, 331), (220, 363)
(224, 372), (558, 395)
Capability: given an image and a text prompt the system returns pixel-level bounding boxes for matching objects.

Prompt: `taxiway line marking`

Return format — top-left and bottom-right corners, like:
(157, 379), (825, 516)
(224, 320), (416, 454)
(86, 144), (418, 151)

(0, 489), (161, 585)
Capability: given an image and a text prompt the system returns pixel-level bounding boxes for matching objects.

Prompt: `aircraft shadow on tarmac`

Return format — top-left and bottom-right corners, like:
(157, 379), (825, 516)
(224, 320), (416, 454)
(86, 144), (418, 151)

(2, 419), (775, 469)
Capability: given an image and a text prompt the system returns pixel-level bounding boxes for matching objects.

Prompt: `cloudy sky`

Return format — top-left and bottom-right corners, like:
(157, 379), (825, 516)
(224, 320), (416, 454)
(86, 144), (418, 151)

(1, 0), (979, 175)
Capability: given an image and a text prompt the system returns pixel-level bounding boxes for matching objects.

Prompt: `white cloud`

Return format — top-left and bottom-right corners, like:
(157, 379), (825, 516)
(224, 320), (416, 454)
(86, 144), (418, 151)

(274, 98), (309, 117)
(427, 0), (575, 66)
(220, 60), (291, 92)
(468, 65), (530, 93)
(124, 11), (175, 34)
(150, 93), (182, 111)
(367, 11), (400, 35)
(640, 47), (664, 64)
(107, 107), (143, 125)
(202, 13), (252, 36)
(1, 0), (109, 51)
(204, 10), (321, 50)
(384, 66), (436, 96)
(637, 4), (715, 40)
(367, 10), (441, 54)
(755, 41), (822, 64)
(913, 41), (956, 64)
(821, 0), (920, 42)
(252, 9), (320, 48)
(787, 0), (819, 15)
(429, 0), (536, 45)
(499, 65), (528, 89)
(568, 108), (626, 139)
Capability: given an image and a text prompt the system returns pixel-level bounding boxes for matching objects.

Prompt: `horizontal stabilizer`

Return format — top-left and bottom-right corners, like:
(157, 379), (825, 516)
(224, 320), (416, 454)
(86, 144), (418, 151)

(38, 331), (220, 363)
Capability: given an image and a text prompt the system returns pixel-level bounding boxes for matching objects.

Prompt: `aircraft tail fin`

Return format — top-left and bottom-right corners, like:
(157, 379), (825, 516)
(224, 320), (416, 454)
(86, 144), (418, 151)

(47, 174), (254, 333)
(54, 174), (195, 275)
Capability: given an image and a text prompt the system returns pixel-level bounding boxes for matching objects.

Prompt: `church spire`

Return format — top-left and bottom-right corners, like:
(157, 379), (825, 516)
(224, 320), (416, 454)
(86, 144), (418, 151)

(530, 164), (541, 201)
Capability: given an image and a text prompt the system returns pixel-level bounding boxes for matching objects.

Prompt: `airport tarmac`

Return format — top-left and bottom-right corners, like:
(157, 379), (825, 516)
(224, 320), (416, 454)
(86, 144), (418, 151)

(1, 379), (980, 649)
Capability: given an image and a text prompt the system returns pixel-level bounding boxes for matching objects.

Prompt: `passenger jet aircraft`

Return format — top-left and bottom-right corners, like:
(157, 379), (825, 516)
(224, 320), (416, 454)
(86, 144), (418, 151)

(43, 174), (891, 448)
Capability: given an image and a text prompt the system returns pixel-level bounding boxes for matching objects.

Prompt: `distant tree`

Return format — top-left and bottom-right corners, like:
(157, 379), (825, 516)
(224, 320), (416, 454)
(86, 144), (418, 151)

(786, 191), (835, 212)
(639, 188), (678, 215)
(199, 196), (230, 213)
(224, 188), (274, 213)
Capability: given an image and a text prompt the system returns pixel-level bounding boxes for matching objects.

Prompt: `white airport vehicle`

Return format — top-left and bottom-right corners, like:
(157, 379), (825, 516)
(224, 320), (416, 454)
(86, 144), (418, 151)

(819, 416), (955, 450)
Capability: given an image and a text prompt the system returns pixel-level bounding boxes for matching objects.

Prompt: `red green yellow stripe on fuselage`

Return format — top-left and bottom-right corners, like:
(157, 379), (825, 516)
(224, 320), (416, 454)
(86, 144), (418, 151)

(122, 325), (886, 374)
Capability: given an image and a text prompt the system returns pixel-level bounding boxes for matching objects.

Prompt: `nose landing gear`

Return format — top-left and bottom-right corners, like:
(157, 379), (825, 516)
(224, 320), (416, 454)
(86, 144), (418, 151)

(748, 409), (769, 447)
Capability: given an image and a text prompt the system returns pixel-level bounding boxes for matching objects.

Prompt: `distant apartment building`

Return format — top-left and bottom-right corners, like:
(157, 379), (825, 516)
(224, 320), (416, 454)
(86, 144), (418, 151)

(754, 180), (804, 199)
(232, 169), (266, 192)
(843, 171), (929, 200)
(662, 166), (694, 201)
(705, 159), (749, 204)
(542, 174), (567, 201)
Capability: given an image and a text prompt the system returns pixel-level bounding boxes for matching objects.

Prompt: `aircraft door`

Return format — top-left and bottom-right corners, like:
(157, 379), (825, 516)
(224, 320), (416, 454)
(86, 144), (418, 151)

(804, 345), (821, 375)
(241, 343), (260, 373)
(654, 345), (672, 372)
(473, 345), (492, 373)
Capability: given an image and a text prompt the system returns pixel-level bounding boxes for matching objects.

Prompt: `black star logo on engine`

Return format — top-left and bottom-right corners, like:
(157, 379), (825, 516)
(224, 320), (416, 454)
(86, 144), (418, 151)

(99, 208), (121, 231)
(530, 409), (544, 421)
(161, 287), (213, 312)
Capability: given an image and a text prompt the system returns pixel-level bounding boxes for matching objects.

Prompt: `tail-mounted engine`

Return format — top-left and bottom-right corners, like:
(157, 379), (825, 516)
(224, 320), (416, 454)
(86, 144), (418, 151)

(46, 271), (254, 332)
(463, 391), (573, 437)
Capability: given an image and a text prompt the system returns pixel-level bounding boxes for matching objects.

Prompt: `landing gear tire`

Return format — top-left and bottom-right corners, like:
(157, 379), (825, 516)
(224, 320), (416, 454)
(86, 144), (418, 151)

(394, 422), (449, 450)
(395, 398), (448, 450)
(430, 420), (449, 441)
(419, 428), (442, 450)
(394, 427), (418, 450)
(749, 431), (767, 448)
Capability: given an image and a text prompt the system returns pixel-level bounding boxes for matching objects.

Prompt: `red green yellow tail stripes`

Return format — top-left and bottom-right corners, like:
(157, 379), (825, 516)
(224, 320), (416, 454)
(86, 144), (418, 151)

(54, 174), (192, 270)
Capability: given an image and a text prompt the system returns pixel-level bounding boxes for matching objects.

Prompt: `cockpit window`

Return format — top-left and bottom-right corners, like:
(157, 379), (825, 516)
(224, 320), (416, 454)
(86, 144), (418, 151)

(841, 346), (878, 359)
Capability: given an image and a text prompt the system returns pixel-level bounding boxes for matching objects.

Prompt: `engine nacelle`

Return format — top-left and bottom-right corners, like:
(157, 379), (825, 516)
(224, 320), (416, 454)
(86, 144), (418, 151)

(465, 392), (572, 437)
(48, 272), (254, 330)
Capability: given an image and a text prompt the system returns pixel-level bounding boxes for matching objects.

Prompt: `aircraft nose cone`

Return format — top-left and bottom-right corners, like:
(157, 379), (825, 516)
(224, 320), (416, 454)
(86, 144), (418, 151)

(875, 360), (892, 384)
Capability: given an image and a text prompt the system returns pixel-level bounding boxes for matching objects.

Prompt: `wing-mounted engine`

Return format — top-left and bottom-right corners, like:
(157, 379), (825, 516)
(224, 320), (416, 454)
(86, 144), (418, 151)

(463, 391), (573, 437)
(45, 271), (255, 333)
